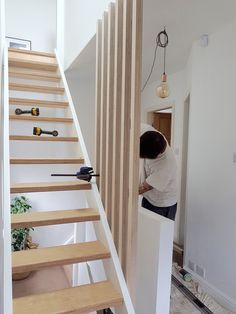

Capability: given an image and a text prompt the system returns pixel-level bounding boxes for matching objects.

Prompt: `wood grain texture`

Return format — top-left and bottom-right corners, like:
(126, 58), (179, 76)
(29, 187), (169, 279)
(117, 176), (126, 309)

(105, 3), (116, 227)
(13, 281), (123, 314)
(10, 181), (90, 193)
(9, 83), (64, 94)
(12, 241), (110, 274)
(99, 12), (108, 205)
(8, 58), (58, 72)
(8, 48), (56, 58)
(95, 0), (142, 294)
(10, 158), (84, 164)
(11, 208), (100, 228)
(9, 115), (73, 123)
(127, 0), (143, 297)
(10, 136), (78, 142)
(9, 98), (68, 108)
(95, 19), (102, 189)
(112, 0), (124, 251)
(9, 69), (61, 82)
(118, 0), (133, 275)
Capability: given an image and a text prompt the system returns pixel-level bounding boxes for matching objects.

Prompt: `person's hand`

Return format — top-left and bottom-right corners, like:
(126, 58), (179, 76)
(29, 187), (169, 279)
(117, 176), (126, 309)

(139, 181), (153, 194)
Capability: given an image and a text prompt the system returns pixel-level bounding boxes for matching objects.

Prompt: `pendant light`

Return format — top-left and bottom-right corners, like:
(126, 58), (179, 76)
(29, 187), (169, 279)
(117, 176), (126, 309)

(156, 28), (170, 98)
(156, 35), (170, 98)
(142, 27), (170, 99)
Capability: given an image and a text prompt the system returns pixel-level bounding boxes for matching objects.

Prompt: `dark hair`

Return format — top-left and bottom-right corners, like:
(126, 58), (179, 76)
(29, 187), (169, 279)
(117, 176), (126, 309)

(140, 131), (167, 159)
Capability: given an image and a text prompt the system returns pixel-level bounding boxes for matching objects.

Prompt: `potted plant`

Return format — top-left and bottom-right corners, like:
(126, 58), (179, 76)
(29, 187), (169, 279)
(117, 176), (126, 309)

(11, 196), (38, 280)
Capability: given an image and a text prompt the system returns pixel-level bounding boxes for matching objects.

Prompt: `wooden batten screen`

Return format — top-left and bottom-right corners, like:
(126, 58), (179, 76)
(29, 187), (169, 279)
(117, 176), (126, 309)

(95, 0), (143, 293)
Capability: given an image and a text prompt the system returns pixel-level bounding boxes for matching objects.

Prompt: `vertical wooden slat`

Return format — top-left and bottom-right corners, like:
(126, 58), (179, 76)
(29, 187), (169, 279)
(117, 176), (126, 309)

(111, 0), (124, 253)
(105, 3), (116, 226)
(95, 20), (102, 187)
(127, 0), (143, 296)
(119, 0), (133, 275)
(95, 0), (143, 296)
(99, 12), (108, 205)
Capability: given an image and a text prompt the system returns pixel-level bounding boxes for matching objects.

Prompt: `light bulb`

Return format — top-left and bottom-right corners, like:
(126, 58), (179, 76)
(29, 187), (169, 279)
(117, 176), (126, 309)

(156, 73), (170, 98)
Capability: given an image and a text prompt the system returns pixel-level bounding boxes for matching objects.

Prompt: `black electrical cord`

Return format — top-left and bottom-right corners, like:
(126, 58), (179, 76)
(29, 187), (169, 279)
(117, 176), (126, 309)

(141, 28), (169, 92)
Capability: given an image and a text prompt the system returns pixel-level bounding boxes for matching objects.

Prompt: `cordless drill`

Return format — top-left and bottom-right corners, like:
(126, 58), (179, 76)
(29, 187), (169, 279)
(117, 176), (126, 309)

(33, 127), (58, 137)
(15, 108), (40, 116)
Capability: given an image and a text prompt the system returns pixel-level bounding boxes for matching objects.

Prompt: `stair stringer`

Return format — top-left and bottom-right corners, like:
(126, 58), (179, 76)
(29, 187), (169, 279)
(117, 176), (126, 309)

(55, 49), (135, 314)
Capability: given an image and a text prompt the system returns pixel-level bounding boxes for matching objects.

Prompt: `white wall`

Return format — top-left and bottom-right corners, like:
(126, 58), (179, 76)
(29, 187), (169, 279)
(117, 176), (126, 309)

(184, 19), (236, 311)
(66, 69), (96, 165)
(64, 0), (112, 69)
(6, 0), (57, 52)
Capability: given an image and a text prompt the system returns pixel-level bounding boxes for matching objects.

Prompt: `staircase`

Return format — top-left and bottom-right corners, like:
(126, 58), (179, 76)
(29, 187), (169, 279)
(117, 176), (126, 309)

(8, 48), (134, 314)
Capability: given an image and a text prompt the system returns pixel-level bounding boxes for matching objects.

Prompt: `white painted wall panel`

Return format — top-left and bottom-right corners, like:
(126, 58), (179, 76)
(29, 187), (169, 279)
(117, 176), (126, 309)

(6, 0), (57, 52)
(64, 0), (113, 69)
(185, 19), (236, 310)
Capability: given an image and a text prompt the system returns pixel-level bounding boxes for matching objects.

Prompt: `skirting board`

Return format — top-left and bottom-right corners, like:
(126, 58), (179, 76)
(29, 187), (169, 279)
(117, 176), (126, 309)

(184, 266), (236, 313)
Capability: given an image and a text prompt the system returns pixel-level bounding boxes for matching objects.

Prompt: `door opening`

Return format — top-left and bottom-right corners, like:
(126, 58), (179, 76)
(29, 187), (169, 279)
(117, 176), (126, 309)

(147, 107), (172, 146)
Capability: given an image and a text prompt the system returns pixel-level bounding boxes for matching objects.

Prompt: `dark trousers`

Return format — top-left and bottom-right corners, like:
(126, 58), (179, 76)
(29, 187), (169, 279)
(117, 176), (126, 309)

(142, 197), (177, 221)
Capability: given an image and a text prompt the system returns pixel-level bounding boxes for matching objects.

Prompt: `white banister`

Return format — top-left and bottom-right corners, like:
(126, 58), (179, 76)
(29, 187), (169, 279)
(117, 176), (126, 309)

(55, 49), (135, 313)
(1, 45), (13, 314)
(135, 206), (174, 314)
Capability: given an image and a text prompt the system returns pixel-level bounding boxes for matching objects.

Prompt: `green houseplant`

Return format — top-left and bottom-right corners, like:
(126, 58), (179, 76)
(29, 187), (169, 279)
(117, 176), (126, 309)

(11, 196), (38, 280)
(11, 196), (32, 252)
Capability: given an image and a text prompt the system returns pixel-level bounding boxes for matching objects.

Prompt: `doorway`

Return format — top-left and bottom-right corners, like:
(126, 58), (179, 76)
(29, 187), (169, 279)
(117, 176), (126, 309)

(147, 107), (173, 146)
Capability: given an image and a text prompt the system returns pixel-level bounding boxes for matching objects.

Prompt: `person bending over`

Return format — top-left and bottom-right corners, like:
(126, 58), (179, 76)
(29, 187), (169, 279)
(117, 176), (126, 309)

(139, 130), (177, 221)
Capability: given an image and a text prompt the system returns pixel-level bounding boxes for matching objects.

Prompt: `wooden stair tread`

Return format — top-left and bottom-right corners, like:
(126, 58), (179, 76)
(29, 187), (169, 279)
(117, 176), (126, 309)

(11, 208), (100, 228)
(8, 57), (58, 72)
(9, 98), (69, 108)
(9, 83), (65, 94)
(8, 48), (56, 58)
(10, 136), (78, 142)
(10, 158), (84, 164)
(10, 181), (91, 193)
(13, 281), (123, 314)
(9, 69), (61, 82)
(12, 241), (110, 274)
(9, 115), (73, 123)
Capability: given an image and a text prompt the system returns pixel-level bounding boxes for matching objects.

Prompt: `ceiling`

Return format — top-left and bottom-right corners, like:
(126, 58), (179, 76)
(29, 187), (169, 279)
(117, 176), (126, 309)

(68, 0), (236, 85)
(142, 0), (236, 84)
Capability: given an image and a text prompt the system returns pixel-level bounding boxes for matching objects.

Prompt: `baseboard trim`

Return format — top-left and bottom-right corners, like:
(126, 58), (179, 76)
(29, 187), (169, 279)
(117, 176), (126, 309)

(184, 266), (236, 313)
